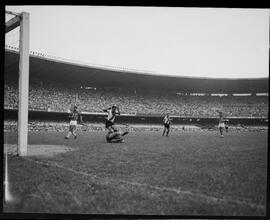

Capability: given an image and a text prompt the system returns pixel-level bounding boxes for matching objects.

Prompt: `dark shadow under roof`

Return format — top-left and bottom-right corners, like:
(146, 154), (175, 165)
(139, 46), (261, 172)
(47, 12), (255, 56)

(5, 50), (269, 93)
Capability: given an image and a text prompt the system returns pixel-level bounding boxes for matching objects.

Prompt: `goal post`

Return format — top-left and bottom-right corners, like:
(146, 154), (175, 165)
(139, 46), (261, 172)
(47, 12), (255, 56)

(5, 11), (30, 156)
(18, 12), (30, 156)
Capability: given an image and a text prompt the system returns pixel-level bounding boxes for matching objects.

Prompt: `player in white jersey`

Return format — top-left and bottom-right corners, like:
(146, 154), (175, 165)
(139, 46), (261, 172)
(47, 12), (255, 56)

(218, 111), (226, 138)
(103, 105), (128, 143)
(103, 105), (120, 131)
(162, 113), (172, 137)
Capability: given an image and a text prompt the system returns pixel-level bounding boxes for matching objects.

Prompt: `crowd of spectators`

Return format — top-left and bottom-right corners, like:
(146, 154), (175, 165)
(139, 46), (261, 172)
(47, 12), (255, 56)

(4, 79), (268, 118)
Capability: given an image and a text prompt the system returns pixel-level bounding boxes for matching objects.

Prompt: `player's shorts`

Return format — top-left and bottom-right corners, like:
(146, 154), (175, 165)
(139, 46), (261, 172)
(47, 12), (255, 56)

(164, 123), (170, 129)
(105, 120), (114, 129)
(70, 120), (77, 126)
(218, 122), (225, 128)
(69, 120), (77, 132)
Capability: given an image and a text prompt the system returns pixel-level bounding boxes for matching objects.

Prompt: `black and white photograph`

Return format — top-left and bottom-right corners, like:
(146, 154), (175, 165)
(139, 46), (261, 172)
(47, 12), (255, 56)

(3, 5), (269, 217)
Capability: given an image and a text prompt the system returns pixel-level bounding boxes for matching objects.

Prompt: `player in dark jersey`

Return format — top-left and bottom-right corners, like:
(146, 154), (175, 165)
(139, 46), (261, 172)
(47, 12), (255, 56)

(103, 105), (120, 131)
(225, 119), (229, 132)
(162, 113), (172, 137)
(106, 128), (129, 143)
(65, 105), (82, 139)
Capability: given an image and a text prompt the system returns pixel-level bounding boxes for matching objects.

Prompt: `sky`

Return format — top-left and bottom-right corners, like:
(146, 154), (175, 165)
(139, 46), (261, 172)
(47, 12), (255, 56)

(5, 5), (270, 79)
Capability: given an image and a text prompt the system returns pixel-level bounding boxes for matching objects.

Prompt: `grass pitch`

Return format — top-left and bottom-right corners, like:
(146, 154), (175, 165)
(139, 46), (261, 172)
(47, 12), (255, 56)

(3, 129), (267, 216)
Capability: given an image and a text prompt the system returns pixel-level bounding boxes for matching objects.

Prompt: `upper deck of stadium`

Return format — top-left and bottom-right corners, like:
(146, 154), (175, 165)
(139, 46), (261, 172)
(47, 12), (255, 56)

(5, 48), (269, 94)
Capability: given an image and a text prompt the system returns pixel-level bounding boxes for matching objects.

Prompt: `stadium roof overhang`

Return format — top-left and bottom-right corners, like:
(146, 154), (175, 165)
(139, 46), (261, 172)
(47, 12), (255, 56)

(5, 49), (269, 94)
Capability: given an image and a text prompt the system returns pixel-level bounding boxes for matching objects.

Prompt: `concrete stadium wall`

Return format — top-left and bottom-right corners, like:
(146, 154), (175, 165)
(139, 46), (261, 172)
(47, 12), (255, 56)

(4, 109), (268, 126)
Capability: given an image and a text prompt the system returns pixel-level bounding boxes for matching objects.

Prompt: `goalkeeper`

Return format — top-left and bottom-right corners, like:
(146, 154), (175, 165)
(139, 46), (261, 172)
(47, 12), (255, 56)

(106, 127), (129, 143)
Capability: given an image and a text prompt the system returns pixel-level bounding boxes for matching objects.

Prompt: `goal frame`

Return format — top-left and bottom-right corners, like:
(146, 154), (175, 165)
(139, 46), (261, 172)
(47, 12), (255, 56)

(6, 11), (30, 156)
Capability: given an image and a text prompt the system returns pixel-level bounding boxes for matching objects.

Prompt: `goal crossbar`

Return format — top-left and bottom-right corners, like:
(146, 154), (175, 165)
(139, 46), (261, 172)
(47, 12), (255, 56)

(5, 15), (21, 34)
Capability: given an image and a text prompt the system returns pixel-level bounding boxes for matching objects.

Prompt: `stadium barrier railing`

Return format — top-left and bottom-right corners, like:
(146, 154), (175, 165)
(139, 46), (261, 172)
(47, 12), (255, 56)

(4, 109), (268, 126)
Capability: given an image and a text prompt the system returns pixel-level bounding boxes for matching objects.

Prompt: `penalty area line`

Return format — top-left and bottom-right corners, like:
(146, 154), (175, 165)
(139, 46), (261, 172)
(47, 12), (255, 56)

(25, 157), (265, 211)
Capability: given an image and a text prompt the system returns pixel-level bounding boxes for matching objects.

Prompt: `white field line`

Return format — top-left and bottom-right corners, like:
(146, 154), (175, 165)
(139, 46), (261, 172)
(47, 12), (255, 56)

(25, 158), (265, 211)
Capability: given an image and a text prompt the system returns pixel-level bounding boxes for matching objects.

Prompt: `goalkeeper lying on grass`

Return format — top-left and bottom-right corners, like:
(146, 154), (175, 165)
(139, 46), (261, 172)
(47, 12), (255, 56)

(106, 126), (129, 143)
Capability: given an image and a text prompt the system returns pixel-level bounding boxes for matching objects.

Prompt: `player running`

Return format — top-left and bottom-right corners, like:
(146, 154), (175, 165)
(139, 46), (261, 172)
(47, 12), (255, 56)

(65, 105), (82, 139)
(162, 113), (172, 137)
(218, 111), (226, 138)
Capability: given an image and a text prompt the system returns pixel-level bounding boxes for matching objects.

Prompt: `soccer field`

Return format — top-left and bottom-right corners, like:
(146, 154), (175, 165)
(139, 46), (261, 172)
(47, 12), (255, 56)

(3, 130), (267, 216)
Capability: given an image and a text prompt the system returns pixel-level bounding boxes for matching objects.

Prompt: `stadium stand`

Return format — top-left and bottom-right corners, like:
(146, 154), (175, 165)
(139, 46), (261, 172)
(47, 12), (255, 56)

(4, 79), (268, 117)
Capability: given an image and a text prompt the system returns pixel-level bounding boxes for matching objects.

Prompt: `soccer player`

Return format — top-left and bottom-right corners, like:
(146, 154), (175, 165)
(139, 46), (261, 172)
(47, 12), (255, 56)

(106, 128), (129, 143)
(218, 111), (226, 138)
(162, 113), (172, 137)
(103, 105), (120, 132)
(225, 119), (229, 132)
(65, 105), (82, 139)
